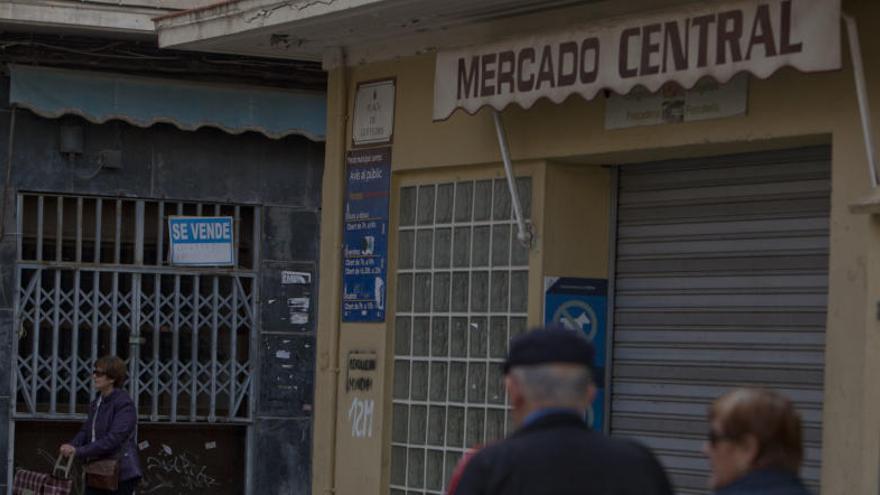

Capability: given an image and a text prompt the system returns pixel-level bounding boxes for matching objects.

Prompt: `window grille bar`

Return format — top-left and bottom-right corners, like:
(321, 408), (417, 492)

(131, 201), (145, 409)
(114, 200), (122, 265)
(36, 196), (43, 261)
(12, 267), (22, 415)
(110, 272), (119, 354)
(130, 274), (142, 410)
(70, 269), (81, 414)
(49, 268), (61, 414)
(29, 268), (41, 410)
(210, 275), (219, 422)
(233, 206), (241, 268)
(229, 273), (238, 419)
(191, 274), (200, 421)
(16, 195), (23, 262)
(135, 201), (145, 265)
(151, 273), (161, 421)
(94, 199), (102, 264)
(252, 208), (261, 271)
(55, 198), (63, 263)
(75, 198), (83, 264)
(171, 274), (180, 422)
(156, 202), (164, 268)
(90, 271), (99, 403)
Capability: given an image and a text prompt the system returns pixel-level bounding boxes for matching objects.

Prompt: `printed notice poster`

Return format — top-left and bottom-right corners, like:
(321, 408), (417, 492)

(342, 147), (391, 322)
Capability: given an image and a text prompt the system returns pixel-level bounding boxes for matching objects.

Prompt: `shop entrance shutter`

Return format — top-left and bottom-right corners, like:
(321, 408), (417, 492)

(610, 146), (829, 494)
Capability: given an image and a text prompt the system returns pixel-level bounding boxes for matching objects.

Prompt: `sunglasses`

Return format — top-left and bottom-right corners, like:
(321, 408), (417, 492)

(93, 369), (107, 378)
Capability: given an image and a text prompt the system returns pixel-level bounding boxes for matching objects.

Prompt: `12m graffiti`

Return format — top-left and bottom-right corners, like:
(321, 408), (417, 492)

(348, 398), (374, 438)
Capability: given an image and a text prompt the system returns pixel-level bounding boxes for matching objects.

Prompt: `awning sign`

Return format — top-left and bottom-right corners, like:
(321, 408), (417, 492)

(433, 0), (840, 120)
(169, 216), (235, 266)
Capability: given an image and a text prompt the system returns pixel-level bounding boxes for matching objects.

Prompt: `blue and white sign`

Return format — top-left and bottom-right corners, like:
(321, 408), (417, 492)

(168, 216), (235, 266)
(544, 277), (608, 432)
(342, 147), (391, 322)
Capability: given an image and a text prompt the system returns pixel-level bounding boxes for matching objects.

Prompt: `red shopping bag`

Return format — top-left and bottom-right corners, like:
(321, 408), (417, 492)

(13, 454), (73, 495)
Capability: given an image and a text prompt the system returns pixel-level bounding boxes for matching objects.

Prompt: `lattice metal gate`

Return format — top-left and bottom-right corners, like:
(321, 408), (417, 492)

(12, 193), (260, 423)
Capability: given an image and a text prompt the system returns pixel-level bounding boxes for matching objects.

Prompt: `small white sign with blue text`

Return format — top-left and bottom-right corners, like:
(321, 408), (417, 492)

(168, 216), (234, 266)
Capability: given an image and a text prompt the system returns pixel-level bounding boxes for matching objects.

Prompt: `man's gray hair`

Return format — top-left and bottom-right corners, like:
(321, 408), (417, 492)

(509, 364), (593, 406)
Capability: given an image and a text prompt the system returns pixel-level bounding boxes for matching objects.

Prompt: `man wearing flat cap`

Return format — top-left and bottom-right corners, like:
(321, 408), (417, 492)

(448, 327), (673, 495)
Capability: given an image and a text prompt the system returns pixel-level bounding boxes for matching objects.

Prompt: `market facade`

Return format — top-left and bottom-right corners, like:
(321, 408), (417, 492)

(156, 0), (880, 494)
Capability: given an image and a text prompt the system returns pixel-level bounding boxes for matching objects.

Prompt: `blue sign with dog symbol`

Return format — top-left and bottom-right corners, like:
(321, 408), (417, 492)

(544, 277), (608, 432)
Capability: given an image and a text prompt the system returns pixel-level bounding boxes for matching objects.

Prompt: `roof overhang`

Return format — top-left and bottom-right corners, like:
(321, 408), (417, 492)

(0, 0), (217, 39)
(154, 0), (707, 66)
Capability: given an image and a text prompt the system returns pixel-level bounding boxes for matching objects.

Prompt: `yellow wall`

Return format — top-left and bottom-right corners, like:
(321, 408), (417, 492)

(314, 0), (880, 493)
(543, 164), (611, 279)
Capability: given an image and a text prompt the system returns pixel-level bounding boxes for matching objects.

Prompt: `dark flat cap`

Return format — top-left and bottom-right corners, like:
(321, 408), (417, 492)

(503, 327), (595, 374)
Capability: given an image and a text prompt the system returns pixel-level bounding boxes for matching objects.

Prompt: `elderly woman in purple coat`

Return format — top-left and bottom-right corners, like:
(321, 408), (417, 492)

(59, 355), (143, 495)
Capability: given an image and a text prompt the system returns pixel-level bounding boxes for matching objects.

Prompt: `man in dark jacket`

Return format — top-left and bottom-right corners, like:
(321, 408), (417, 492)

(448, 328), (674, 495)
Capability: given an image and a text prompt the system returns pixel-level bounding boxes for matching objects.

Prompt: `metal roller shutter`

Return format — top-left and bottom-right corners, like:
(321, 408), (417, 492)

(610, 146), (830, 494)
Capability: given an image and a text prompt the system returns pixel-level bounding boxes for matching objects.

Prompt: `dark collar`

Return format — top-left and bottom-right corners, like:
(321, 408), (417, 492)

(96, 388), (121, 404)
(715, 469), (806, 494)
(513, 410), (590, 437)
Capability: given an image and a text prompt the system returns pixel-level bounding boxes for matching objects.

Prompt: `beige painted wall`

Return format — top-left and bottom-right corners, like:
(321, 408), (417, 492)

(314, 1), (880, 493)
(543, 164), (611, 279)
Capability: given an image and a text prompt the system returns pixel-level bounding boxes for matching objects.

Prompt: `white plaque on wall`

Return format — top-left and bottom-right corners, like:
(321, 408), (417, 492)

(605, 74), (748, 130)
(353, 79), (395, 145)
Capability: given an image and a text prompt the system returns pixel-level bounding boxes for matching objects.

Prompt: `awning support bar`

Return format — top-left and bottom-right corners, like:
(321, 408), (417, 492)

(843, 13), (878, 188)
(492, 110), (533, 247)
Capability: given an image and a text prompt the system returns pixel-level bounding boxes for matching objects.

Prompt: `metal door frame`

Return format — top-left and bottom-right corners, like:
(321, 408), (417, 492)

(7, 192), (262, 495)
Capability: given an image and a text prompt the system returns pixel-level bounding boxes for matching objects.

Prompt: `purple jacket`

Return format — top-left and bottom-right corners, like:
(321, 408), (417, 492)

(71, 389), (143, 481)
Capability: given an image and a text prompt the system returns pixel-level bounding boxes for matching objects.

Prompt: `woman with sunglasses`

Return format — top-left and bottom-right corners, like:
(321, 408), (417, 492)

(704, 388), (810, 495)
(59, 355), (143, 495)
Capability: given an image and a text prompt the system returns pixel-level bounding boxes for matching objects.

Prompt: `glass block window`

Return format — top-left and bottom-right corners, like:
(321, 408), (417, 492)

(390, 178), (532, 495)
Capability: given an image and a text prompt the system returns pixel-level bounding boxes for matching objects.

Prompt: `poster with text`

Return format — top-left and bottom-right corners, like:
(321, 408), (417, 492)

(342, 148), (391, 322)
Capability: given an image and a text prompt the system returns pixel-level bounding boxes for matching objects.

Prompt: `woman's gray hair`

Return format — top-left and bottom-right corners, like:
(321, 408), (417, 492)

(509, 364), (593, 406)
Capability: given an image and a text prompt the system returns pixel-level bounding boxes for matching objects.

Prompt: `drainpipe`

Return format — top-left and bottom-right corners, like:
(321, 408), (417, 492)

(492, 110), (533, 247)
(318, 46), (348, 495)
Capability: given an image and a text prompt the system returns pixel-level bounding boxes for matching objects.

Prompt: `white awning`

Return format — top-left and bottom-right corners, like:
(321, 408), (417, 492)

(433, 0), (840, 120)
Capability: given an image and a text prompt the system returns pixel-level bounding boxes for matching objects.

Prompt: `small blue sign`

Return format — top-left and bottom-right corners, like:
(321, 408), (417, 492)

(168, 216), (235, 266)
(342, 148), (391, 322)
(544, 277), (608, 432)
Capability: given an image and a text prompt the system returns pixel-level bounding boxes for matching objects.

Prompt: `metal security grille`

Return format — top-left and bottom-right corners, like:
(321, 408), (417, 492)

(610, 147), (829, 494)
(390, 178), (531, 495)
(13, 193), (260, 422)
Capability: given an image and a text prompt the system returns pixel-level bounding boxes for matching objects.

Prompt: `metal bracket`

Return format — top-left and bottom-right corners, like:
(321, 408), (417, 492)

(843, 13), (878, 189)
(492, 110), (534, 248)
